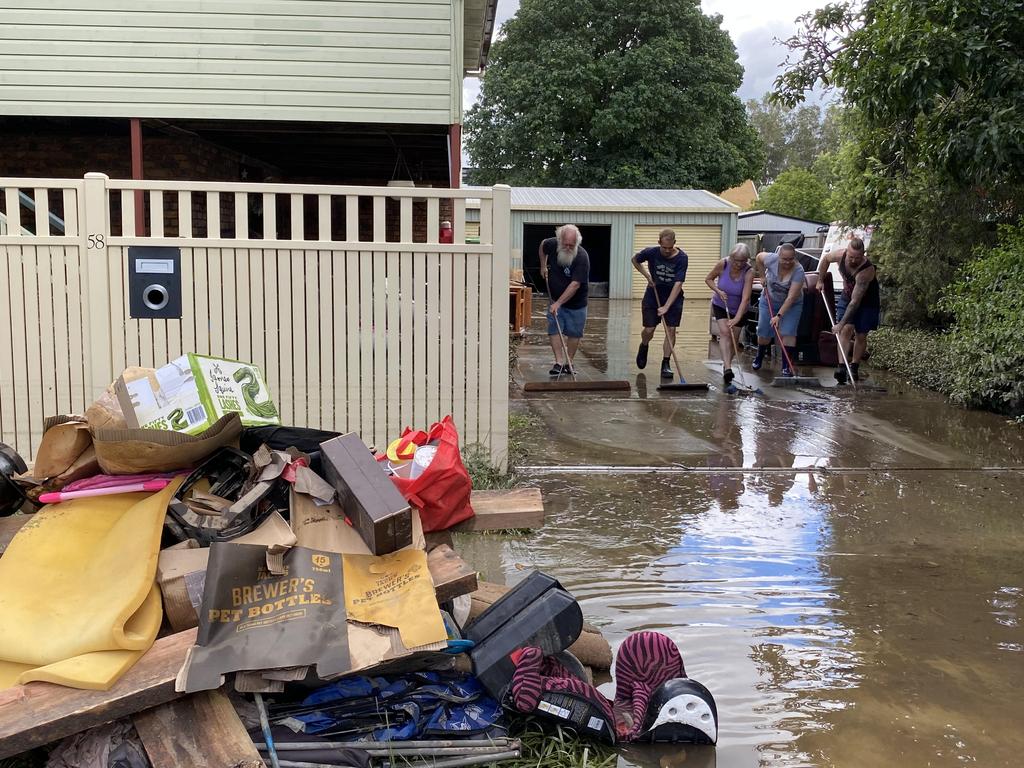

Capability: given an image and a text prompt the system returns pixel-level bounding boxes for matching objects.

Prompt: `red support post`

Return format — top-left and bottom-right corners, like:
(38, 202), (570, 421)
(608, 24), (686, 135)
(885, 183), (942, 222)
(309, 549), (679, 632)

(448, 124), (462, 189)
(130, 118), (145, 235)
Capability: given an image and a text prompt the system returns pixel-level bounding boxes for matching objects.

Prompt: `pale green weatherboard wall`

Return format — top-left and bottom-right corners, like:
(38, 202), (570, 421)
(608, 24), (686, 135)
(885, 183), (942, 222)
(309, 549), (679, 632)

(471, 208), (738, 299)
(0, 0), (463, 124)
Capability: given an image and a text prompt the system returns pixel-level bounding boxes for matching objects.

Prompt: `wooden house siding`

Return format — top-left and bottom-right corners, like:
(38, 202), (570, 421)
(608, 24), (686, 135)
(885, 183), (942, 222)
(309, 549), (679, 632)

(0, 0), (461, 124)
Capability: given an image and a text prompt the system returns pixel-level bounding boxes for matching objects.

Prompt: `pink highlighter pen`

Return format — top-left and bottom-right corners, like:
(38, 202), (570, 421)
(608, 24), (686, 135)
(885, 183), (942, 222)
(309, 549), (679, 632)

(38, 479), (171, 504)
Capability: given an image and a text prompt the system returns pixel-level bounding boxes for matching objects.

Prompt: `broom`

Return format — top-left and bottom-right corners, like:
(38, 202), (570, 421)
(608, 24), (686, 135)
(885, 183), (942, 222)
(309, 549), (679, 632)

(522, 309), (631, 393)
(763, 289), (821, 388)
(641, 274), (708, 393)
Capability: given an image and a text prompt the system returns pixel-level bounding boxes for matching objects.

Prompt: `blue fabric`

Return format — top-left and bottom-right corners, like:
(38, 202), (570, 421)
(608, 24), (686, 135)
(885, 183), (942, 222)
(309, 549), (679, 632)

(635, 246), (688, 285)
(836, 296), (880, 332)
(547, 305), (587, 338)
(757, 293), (802, 338)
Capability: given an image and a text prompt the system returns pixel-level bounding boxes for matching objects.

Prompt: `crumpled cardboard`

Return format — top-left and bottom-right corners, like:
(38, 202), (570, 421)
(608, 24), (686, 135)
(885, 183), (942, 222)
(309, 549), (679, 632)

(31, 416), (92, 479)
(343, 549), (448, 649)
(91, 412), (243, 475)
(157, 511), (298, 632)
(85, 367), (155, 432)
(177, 543), (351, 693)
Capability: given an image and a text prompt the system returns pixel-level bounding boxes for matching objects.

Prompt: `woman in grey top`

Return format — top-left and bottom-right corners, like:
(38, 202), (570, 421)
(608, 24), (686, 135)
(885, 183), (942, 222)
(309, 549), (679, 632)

(752, 244), (805, 377)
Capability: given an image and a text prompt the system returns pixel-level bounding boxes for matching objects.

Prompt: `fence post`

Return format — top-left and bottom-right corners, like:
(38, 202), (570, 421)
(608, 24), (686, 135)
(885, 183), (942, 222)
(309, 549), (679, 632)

(82, 172), (114, 403)
(490, 184), (512, 469)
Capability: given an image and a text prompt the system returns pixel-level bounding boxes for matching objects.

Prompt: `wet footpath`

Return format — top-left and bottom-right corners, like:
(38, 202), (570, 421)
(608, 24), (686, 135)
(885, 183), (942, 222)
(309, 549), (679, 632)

(458, 299), (1024, 768)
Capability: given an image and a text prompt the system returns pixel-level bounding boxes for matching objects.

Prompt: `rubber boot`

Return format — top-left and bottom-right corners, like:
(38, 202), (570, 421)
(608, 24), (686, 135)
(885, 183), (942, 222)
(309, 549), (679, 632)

(850, 362), (861, 381)
(636, 343), (649, 370)
(781, 346), (798, 377)
(751, 345), (769, 371)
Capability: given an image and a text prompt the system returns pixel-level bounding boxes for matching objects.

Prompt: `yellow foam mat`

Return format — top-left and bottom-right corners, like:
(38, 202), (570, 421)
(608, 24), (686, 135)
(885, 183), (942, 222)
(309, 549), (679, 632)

(0, 480), (180, 691)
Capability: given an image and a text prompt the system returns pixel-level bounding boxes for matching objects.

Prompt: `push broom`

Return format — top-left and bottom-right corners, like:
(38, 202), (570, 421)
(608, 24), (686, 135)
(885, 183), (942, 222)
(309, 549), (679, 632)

(721, 302), (764, 395)
(820, 289), (858, 390)
(522, 310), (631, 393)
(763, 289), (821, 388)
(641, 274), (708, 393)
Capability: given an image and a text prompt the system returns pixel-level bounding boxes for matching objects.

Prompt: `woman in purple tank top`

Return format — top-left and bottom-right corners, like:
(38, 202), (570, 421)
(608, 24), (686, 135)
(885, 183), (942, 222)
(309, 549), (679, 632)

(705, 243), (754, 391)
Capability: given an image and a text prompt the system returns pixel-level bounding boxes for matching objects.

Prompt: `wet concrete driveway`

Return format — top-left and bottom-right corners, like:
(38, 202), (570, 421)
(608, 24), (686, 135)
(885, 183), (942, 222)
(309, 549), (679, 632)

(458, 299), (1024, 767)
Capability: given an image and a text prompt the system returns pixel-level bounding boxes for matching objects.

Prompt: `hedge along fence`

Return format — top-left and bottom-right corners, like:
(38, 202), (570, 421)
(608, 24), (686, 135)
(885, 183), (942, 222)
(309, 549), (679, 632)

(870, 218), (1024, 418)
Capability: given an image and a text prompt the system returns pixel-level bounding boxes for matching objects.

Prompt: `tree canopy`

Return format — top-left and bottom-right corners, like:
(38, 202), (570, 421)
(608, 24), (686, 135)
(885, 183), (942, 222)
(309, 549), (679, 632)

(757, 168), (831, 222)
(464, 0), (763, 190)
(774, 0), (1024, 326)
(745, 95), (842, 187)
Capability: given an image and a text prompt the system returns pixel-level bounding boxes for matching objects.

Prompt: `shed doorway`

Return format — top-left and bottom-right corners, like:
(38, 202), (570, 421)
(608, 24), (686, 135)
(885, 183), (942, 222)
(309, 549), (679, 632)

(522, 223), (612, 296)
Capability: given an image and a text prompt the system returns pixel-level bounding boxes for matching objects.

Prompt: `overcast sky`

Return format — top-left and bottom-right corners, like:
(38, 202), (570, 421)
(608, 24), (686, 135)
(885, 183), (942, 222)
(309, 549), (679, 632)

(463, 0), (827, 113)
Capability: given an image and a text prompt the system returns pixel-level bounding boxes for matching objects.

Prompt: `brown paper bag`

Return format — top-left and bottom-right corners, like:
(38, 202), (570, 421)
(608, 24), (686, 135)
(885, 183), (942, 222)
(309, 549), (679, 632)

(91, 412), (243, 475)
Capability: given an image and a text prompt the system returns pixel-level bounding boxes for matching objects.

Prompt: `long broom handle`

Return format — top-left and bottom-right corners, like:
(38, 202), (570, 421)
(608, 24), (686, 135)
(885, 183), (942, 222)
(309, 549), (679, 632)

(643, 271), (686, 379)
(721, 301), (754, 389)
(819, 288), (857, 388)
(552, 309), (576, 378)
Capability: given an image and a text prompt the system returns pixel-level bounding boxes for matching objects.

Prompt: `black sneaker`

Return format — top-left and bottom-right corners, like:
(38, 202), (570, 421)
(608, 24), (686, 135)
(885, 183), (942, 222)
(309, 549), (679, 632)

(636, 343), (649, 370)
(660, 362), (674, 379)
(835, 366), (848, 384)
(850, 362), (861, 381)
(723, 369), (735, 385)
(549, 363), (562, 376)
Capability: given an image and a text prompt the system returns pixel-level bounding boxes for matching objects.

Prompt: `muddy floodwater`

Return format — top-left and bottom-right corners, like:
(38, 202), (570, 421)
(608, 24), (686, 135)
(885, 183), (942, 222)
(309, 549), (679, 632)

(460, 300), (1024, 767)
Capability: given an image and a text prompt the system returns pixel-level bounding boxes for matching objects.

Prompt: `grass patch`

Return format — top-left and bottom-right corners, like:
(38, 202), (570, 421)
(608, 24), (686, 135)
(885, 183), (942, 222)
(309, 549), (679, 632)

(504, 718), (617, 768)
(464, 414), (537, 490)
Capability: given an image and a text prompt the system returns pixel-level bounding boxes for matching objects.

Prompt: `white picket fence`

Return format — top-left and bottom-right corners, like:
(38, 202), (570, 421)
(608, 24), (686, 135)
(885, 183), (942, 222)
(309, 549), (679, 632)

(0, 174), (511, 465)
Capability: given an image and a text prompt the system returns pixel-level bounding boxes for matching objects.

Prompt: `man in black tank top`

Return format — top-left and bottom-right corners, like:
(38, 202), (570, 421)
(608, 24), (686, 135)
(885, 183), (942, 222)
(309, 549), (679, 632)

(816, 237), (880, 383)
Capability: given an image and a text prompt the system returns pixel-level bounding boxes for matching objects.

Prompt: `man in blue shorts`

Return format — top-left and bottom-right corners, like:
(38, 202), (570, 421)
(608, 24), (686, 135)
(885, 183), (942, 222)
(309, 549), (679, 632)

(816, 237), (880, 383)
(632, 229), (688, 379)
(540, 224), (590, 376)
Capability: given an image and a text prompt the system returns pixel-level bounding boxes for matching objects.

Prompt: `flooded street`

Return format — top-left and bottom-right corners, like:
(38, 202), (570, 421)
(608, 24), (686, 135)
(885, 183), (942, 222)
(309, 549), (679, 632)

(460, 299), (1024, 767)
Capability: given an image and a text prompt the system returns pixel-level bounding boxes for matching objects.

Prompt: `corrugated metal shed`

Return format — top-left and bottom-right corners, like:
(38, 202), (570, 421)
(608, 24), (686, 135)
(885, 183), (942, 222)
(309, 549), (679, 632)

(504, 187), (737, 212)
(738, 211), (827, 235)
(466, 186), (738, 299)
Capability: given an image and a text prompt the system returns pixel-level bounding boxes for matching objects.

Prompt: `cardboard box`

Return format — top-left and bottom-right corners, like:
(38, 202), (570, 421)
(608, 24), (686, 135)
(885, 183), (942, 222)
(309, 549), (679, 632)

(115, 354), (279, 434)
(320, 433), (412, 555)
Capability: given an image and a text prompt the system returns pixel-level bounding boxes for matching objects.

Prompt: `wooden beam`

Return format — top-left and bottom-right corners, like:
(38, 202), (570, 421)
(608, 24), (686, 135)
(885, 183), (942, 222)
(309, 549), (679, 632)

(134, 689), (265, 768)
(459, 489), (545, 532)
(0, 628), (197, 760)
(428, 544), (478, 604)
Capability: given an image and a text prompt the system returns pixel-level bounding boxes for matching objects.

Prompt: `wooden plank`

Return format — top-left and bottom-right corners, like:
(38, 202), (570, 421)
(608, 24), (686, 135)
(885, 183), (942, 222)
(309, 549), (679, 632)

(221, 248), (238, 360)
(207, 248), (225, 359)
(385, 249), (401, 441)
(372, 251), (388, 448)
(0, 628), (198, 760)
(438, 251), (454, 418)
(425, 252), (440, 424)
(149, 190), (164, 238)
(193, 248), (210, 356)
(290, 193), (304, 241)
(262, 193), (276, 240)
(235, 248), (252, 363)
(318, 250), (333, 430)
(331, 250), (348, 432)
(206, 191), (220, 239)
(61, 188), (79, 237)
(65, 244), (87, 412)
(133, 689), (265, 768)
(456, 488), (545, 532)
(427, 544), (478, 604)
(178, 191), (192, 239)
(317, 194), (331, 242)
(358, 251), (374, 442)
(344, 250), (360, 435)
(451, 253), (466, 433)
(398, 250), (414, 431)
(412, 251), (427, 429)
(277, 248), (294, 425)
(304, 249), (321, 428)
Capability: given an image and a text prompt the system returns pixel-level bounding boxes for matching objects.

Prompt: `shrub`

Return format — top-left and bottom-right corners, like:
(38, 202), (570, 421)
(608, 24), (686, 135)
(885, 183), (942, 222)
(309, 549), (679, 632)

(868, 327), (955, 393)
(939, 220), (1024, 415)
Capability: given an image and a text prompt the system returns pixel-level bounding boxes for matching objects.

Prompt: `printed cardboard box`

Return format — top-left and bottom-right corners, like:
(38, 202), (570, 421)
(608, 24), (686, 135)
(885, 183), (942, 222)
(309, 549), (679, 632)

(115, 354), (279, 434)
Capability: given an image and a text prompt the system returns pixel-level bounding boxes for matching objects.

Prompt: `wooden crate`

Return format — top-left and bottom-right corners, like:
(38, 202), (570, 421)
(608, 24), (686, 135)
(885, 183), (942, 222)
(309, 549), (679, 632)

(509, 284), (532, 334)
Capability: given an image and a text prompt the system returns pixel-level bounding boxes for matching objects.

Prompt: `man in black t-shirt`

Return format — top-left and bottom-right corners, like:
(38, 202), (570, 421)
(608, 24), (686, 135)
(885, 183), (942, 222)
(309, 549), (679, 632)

(631, 229), (688, 379)
(539, 224), (590, 376)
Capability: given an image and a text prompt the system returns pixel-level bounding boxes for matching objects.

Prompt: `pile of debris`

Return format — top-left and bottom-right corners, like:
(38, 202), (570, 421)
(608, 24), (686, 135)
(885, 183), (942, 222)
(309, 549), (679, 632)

(0, 354), (716, 768)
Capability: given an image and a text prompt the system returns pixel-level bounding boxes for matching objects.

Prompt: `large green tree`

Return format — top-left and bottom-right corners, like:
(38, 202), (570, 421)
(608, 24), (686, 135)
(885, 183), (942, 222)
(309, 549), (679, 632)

(775, 0), (1024, 326)
(464, 0), (763, 190)
(745, 95), (841, 186)
(757, 167), (831, 221)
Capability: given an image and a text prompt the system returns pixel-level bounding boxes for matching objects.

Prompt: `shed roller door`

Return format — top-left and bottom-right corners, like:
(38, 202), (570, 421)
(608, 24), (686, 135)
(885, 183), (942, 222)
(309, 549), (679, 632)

(631, 225), (723, 299)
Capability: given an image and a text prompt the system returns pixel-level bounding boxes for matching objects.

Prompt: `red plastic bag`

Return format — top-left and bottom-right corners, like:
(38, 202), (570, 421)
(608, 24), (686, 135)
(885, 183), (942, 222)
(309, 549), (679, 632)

(388, 416), (475, 532)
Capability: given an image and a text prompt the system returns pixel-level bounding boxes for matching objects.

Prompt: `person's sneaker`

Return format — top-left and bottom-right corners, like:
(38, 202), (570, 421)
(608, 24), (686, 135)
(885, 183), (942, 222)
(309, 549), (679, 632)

(548, 363), (562, 376)
(723, 368), (735, 385)
(636, 343), (649, 369)
(751, 350), (764, 370)
(835, 366), (848, 384)
(660, 362), (674, 379)
(780, 365), (794, 377)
